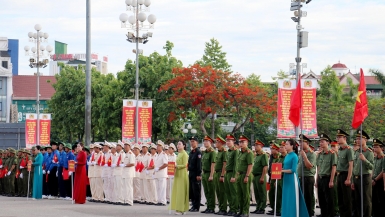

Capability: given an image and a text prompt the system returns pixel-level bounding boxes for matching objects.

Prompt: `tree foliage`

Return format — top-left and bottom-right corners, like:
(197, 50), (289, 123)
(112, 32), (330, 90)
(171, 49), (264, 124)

(195, 38), (231, 72)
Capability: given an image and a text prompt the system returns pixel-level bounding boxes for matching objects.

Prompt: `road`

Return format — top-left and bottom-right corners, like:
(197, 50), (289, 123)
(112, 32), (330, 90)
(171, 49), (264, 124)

(0, 196), (321, 217)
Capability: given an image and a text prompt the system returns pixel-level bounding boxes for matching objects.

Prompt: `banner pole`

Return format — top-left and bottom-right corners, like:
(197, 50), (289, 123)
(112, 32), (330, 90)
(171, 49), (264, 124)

(27, 171), (30, 200)
(360, 124), (363, 217)
(169, 177), (171, 215)
(274, 180), (277, 217)
(72, 174), (74, 204)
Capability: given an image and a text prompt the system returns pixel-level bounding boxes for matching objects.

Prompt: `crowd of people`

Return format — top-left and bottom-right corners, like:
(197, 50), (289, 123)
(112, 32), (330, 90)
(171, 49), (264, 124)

(0, 128), (384, 217)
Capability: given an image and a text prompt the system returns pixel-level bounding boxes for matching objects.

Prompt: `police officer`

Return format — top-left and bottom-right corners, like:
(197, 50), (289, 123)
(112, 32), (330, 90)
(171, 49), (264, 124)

(201, 135), (217, 214)
(6, 148), (18, 197)
(267, 142), (281, 216)
(3, 149), (10, 196)
(334, 129), (354, 217)
(250, 139), (268, 214)
(214, 135), (227, 215)
(351, 130), (374, 217)
(0, 149), (4, 195)
(188, 136), (202, 212)
(297, 134), (316, 217)
(224, 134), (238, 216)
(236, 135), (253, 217)
(316, 133), (337, 217)
(371, 139), (384, 217)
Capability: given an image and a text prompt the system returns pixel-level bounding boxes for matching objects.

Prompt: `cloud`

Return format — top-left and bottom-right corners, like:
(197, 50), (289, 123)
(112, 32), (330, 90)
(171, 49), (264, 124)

(1, 0), (385, 80)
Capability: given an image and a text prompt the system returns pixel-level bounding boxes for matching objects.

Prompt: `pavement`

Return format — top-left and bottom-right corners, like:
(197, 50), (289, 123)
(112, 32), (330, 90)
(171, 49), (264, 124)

(0, 196), (321, 217)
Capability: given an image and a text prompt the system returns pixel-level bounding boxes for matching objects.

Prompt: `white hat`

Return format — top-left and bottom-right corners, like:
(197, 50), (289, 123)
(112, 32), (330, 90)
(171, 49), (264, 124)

(150, 143), (157, 149)
(117, 140), (124, 147)
(110, 142), (117, 149)
(169, 143), (176, 150)
(164, 145), (169, 150)
(104, 140), (112, 148)
(94, 144), (102, 149)
(156, 140), (164, 147)
(133, 143), (140, 149)
(89, 144), (95, 149)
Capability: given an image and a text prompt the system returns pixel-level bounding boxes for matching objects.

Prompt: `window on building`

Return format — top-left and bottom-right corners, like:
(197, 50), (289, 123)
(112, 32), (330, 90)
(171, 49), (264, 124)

(0, 102), (2, 111)
(1, 61), (7, 69)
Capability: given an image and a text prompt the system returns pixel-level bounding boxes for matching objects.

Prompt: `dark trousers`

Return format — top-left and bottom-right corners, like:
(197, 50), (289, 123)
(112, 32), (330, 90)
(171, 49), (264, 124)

(189, 174), (201, 210)
(299, 176), (315, 216)
(337, 172), (352, 217)
(353, 174), (372, 217)
(64, 174), (72, 198)
(48, 167), (58, 196)
(372, 178), (384, 217)
(317, 176), (335, 217)
(58, 167), (65, 197)
(43, 173), (49, 196)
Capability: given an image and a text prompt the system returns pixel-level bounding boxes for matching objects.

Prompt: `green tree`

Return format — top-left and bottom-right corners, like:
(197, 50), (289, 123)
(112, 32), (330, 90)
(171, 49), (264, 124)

(271, 70), (290, 81)
(195, 38), (232, 72)
(370, 68), (385, 97)
(317, 65), (345, 101)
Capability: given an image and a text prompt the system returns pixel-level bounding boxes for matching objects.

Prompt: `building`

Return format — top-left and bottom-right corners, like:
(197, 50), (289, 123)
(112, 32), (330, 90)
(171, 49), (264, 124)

(0, 37), (15, 122)
(11, 75), (56, 123)
(7, 39), (19, 76)
(49, 53), (109, 75)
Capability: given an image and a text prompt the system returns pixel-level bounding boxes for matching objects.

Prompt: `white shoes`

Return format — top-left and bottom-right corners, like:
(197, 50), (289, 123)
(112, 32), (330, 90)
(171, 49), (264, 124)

(65, 197), (71, 200)
(174, 212), (185, 215)
(42, 195), (48, 199)
(48, 195), (57, 200)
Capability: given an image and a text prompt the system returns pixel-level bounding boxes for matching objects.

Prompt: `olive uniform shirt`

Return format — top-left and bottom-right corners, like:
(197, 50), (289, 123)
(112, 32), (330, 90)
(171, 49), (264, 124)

(237, 148), (253, 173)
(372, 153), (384, 179)
(202, 147), (216, 173)
(7, 156), (17, 174)
(226, 147), (238, 177)
(336, 144), (354, 172)
(297, 149), (316, 176)
(353, 147), (374, 176)
(316, 148), (337, 176)
(214, 147), (227, 172)
(252, 151), (268, 175)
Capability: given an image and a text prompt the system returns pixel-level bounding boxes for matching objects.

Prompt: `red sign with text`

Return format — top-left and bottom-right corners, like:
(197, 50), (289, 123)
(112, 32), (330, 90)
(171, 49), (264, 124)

(271, 163), (282, 180)
(68, 160), (75, 172)
(27, 160), (32, 172)
(138, 100), (152, 144)
(167, 162), (176, 176)
(39, 114), (51, 146)
(25, 114), (37, 149)
(122, 100), (136, 144)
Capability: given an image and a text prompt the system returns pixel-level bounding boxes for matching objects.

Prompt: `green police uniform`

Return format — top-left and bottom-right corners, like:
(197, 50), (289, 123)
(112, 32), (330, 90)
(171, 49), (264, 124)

(268, 150), (281, 214)
(16, 151), (24, 196)
(236, 146), (253, 216)
(6, 149), (18, 196)
(201, 136), (217, 213)
(213, 135), (227, 215)
(297, 135), (316, 217)
(2, 151), (10, 195)
(0, 150), (4, 195)
(352, 130), (374, 217)
(250, 143), (268, 213)
(316, 133), (337, 217)
(224, 134), (239, 216)
(371, 139), (384, 217)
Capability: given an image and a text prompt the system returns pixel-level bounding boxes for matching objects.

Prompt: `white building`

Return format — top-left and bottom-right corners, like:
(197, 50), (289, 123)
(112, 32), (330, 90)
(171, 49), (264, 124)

(0, 37), (14, 122)
(49, 53), (108, 75)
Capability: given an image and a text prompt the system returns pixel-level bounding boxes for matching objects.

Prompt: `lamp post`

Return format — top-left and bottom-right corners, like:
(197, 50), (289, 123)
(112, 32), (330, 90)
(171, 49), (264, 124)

(119, 0), (157, 143)
(24, 24), (52, 146)
(182, 123), (197, 152)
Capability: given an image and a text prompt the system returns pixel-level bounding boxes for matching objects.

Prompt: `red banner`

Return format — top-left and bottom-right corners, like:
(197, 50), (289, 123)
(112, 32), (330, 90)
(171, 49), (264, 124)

(167, 162), (175, 176)
(68, 160), (75, 172)
(277, 79), (318, 138)
(138, 100), (152, 144)
(122, 100), (136, 144)
(27, 160), (32, 172)
(39, 114), (51, 146)
(25, 113), (37, 149)
(271, 163), (282, 180)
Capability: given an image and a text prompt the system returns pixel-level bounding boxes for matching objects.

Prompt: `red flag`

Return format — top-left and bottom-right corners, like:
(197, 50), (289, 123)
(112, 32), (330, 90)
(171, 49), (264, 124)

(107, 156), (112, 167)
(117, 154), (122, 165)
(138, 161), (145, 172)
(289, 76), (302, 126)
(97, 155), (102, 165)
(149, 159), (154, 168)
(135, 162), (139, 172)
(352, 69), (368, 128)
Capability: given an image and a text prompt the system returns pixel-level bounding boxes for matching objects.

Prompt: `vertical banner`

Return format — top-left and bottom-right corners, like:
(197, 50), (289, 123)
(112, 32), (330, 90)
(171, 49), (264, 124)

(138, 100), (152, 144)
(39, 114), (51, 146)
(25, 113), (37, 149)
(122, 100), (136, 144)
(277, 79), (318, 138)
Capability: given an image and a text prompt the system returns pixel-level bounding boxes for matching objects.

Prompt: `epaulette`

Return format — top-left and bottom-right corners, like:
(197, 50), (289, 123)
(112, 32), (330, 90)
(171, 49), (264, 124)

(147, 153), (150, 156)
(368, 148), (373, 152)
(330, 150), (335, 154)
(247, 149), (250, 153)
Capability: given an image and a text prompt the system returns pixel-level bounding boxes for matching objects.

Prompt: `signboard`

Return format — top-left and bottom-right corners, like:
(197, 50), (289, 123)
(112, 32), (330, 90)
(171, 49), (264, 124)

(50, 53), (99, 61)
(271, 163), (282, 180)
(15, 100), (48, 123)
(25, 113), (37, 149)
(68, 160), (75, 172)
(27, 160), (32, 172)
(277, 79), (318, 138)
(39, 114), (51, 146)
(167, 162), (176, 176)
(122, 100), (136, 144)
(138, 100), (152, 144)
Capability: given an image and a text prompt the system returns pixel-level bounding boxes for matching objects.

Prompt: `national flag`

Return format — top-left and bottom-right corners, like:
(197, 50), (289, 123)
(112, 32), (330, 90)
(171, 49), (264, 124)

(289, 76), (302, 126)
(20, 158), (27, 167)
(97, 155), (102, 165)
(117, 154), (122, 165)
(91, 153), (95, 162)
(149, 159), (154, 168)
(107, 156), (112, 167)
(138, 162), (145, 172)
(53, 154), (58, 163)
(352, 69), (369, 128)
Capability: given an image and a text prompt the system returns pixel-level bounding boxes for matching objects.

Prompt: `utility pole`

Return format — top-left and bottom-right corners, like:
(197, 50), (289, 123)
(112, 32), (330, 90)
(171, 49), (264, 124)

(85, 0), (92, 145)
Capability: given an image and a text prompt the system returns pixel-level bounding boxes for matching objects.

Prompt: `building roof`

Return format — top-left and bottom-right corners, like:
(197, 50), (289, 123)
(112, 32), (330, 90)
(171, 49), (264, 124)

(12, 75), (56, 100)
(362, 76), (381, 85)
(331, 62), (347, 69)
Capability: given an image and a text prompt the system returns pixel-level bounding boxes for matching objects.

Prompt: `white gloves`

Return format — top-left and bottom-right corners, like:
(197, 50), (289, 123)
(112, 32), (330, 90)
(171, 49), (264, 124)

(20, 166), (24, 169)
(119, 164), (125, 168)
(43, 170), (46, 174)
(47, 170), (50, 174)
(0, 165), (3, 168)
(20, 173), (23, 179)
(87, 162), (91, 166)
(56, 171), (58, 177)
(104, 164), (108, 167)
(155, 167), (159, 172)
(7, 171), (11, 176)
(69, 171), (73, 176)
(92, 161), (97, 165)
(145, 169), (149, 175)
(52, 160), (56, 164)
(111, 164), (117, 168)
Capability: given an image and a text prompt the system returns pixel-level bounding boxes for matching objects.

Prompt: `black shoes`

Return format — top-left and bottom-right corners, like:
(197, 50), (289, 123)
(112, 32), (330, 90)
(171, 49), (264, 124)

(205, 209), (215, 214)
(189, 208), (199, 212)
(155, 203), (166, 206)
(216, 210), (227, 215)
(251, 210), (265, 214)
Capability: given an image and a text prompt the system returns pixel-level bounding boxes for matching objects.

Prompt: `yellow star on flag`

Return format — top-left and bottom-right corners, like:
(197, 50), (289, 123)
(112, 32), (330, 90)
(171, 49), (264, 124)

(356, 91), (363, 103)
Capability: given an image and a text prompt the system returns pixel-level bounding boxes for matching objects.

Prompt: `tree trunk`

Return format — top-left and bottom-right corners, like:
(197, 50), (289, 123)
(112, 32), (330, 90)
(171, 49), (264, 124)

(200, 114), (208, 136)
(211, 114), (215, 139)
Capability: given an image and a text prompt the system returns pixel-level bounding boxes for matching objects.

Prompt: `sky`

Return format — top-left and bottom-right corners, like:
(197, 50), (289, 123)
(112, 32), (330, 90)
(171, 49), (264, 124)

(1, 0), (385, 81)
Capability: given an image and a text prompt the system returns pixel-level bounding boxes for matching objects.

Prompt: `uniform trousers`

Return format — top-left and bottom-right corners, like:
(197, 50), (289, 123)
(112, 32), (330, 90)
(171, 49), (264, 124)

(122, 177), (134, 205)
(22, 169), (29, 196)
(202, 172), (215, 210)
(17, 176), (23, 196)
(0, 177), (3, 194)
(252, 174), (267, 211)
(102, 176), (112, 201)
(93, 177), (104, 201)
(64, 174), (72, 198)
(48, 167), (58, 197)
(57, 167), (65, 198)
(214, 172), (227, 212)
(133, 177), (141, 201)
(166, 177), (173, 202)
(155, 177), (167, 204)
(145, 178), (157, 203)
(317, 176), (335, 217)
(113, 175), (124, 203)
(236, 174), (252, 215)
(337, 172), (352, 217)
(353, 174), (372, 217)
(372, 178), (384, 217)
(224, 172), (238, 213)
(89, 177), (96, 200)
(43, 173), (49, 196)
(269, 179), (282, 213)
(140, 178), (147, 202)
(189, 174), (201, 210)
(299, 176), (315, 216)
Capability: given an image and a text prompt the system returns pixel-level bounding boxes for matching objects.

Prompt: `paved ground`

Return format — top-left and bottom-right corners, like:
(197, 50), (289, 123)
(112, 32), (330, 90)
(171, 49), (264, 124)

(0, 196), (321, 217)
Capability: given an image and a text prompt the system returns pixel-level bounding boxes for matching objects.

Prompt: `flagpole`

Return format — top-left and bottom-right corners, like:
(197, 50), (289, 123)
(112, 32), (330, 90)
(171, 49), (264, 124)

(300, 110), (304, 192)
(360, 124), (363, 217)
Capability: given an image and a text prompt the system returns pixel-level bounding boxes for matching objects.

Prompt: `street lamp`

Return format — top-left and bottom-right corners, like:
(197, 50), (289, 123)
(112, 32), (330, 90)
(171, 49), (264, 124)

(119, 0), (157, 143)
(182, 122), (197, 151)
(25, 24), (52, 146)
